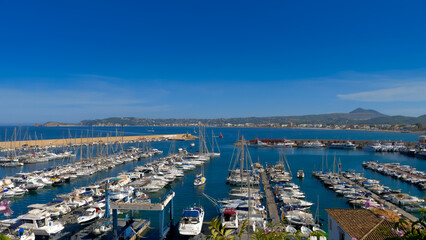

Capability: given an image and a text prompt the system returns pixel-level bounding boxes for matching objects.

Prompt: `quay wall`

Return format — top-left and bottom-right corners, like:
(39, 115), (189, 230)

(0, 133), (196, 149)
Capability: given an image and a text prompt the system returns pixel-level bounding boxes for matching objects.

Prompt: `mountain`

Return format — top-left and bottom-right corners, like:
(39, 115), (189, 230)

(349, 108), (388, 120)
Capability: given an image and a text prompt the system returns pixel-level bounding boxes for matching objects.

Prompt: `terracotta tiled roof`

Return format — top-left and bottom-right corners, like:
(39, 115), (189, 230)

(326, 209), (398, 240)
(362, 220), (397, 240)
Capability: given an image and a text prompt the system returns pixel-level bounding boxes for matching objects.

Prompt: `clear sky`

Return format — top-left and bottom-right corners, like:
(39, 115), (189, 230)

(0, 1), (426, 124)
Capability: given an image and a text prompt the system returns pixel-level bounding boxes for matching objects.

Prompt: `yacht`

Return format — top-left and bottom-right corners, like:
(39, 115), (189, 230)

(221, 208), (238, 229)
(178, 207), (204, 236)
(14, 211), (64, 236)
(363, 142), (382, 152)
(24, 180), (45, 191)
(300, 141), (324, 148)
(328, 141), (357, 150)
(248, 139), (268, 148)
(297, 170), (304, 178)
(77, 207), (101, 225)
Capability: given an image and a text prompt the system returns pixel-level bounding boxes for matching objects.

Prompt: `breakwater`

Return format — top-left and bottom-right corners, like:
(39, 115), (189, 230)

(0, 133), (196, 149)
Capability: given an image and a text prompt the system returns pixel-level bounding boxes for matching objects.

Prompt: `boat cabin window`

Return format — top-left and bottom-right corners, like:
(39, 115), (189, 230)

(36, 219), (46, 227)
(224, 214), (235, 221)
(22, 219), (34, 224)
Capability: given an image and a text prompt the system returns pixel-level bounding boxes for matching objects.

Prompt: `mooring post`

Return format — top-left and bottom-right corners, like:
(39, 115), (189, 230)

(170, 197), (174, 223)
(159, 209), (164, 239)
(113, 209), (118, 240)
(130, 194), (134, 218)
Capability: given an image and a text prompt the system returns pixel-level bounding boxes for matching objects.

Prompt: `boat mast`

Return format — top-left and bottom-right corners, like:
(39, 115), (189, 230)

(333, 154), (336, 174)
(240, 136), (244, 182)
(283, 149), (292, 177)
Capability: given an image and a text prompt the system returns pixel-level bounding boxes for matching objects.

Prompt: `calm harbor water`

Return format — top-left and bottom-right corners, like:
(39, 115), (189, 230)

(0, 126), (424, 238)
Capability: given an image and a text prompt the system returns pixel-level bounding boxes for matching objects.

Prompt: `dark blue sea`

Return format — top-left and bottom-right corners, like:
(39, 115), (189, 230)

(0, 126), (425, 238)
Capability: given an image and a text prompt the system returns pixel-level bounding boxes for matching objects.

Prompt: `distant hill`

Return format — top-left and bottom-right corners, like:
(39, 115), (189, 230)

(363, 114), (426, 125)
(69, 108), (426, 126)
(40, 122), (80, 127)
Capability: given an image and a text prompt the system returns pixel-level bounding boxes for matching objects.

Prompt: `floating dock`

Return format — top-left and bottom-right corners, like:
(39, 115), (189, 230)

(0, 133), (196, 149)
(339, 174), (419, 223)
(260, 171), (280, 226)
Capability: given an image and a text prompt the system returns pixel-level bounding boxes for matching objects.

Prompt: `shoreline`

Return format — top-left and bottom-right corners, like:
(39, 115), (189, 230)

(34, 125), (425, 135)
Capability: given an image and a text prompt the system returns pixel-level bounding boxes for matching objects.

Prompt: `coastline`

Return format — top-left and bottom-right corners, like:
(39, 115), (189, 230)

(37, 125), (426, 135)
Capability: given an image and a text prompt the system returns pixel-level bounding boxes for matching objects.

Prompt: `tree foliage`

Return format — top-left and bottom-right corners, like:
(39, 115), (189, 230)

(385, 216), (426, 240)
(207, 218), (327, 240)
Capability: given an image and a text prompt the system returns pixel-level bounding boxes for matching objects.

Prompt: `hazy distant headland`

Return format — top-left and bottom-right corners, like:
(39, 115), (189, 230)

(36, 108), (426, 134)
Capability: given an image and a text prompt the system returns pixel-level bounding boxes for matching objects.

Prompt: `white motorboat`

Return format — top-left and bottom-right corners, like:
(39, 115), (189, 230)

(16, 211), (64, 236)
(313, 226), (326, 234)
(285, 225), (297, 234)
(24, 180), (44, 191)
(363, 142), (382, 152)
(221, 208), (238, 229)
(297, 170), (304, 178)
(301, 141), (324, 148)
(301, 226), (312, 235)
(178, 207), (204, 236)
(77, 207), (101, 224)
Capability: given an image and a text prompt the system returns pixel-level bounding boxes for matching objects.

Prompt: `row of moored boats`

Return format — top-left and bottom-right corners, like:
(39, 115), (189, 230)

(312, 170), (425, 213)
(363, 161), (426, 190)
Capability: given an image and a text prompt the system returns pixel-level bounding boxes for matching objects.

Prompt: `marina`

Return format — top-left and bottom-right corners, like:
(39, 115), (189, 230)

(0, 126), (425, 239)
(3, 2), (426, 239)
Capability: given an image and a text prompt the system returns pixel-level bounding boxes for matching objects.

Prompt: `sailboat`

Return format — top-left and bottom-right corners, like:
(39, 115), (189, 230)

(223, 136), (266, 232)
(194, 165), (206, 186)
(267, 149), (292, 183)
(209, 130), (221, 158)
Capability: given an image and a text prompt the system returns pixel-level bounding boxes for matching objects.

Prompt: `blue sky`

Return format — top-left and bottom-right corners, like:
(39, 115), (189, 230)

(0, 1), (426, 124)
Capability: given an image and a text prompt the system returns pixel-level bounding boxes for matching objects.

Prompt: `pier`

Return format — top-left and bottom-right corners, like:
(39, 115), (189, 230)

(0, 133), (196, 149)
(339, 174), (419, 223)
(260, 171), (280, 226)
